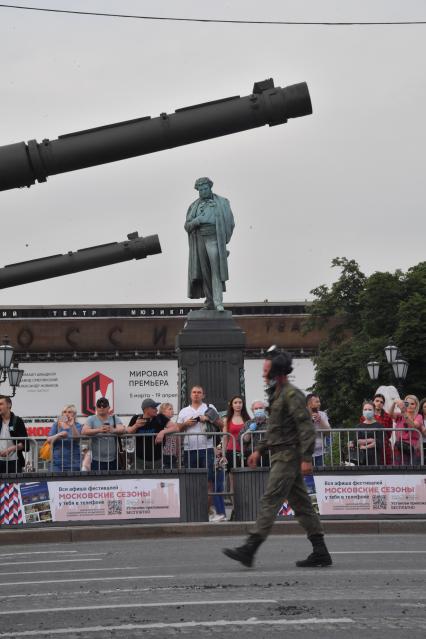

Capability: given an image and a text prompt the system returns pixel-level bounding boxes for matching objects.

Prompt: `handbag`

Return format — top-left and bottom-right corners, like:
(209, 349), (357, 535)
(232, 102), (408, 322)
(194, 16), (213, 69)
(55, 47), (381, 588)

(203, 405), (221, 438)
(39, 440), (52, 461)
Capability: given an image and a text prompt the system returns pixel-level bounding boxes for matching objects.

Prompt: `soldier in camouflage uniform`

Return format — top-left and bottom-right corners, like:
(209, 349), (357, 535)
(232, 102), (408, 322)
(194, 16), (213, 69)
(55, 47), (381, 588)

(223, 347), (332, 568)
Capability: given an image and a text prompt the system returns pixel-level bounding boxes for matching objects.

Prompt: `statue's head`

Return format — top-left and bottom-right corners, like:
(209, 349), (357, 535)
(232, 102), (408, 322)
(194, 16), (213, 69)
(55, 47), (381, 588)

(194, 177), (213, 200)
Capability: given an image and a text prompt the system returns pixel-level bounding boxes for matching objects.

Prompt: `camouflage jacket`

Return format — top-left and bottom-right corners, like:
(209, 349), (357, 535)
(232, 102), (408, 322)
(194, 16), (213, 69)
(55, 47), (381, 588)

(256, 381), (316, 462)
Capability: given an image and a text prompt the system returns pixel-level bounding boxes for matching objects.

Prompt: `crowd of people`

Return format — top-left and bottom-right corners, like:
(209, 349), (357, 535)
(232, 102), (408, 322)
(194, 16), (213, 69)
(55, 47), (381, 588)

(0, 388), (425, 482)
(2, 347), (424, 565)
(352, 393), (425, 466)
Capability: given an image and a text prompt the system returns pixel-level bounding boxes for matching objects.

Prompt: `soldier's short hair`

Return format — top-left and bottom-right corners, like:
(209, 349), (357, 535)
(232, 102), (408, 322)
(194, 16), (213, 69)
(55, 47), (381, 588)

(194, 177), (213, 190)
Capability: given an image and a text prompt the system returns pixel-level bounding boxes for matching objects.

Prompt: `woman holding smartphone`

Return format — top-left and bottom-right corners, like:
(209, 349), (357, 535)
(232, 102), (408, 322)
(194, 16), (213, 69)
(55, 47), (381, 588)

(389, 396), (422, 465)
(47, 404), (82, 472)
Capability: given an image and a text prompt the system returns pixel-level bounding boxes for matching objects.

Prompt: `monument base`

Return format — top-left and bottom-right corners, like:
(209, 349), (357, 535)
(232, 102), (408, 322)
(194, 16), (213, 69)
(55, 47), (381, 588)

(176, 310), (246, 412)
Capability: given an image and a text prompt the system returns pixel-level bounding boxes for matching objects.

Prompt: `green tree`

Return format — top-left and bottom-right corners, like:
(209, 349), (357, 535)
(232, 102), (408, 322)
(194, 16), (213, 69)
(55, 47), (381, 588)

(306, 257), (366, 337)
(306, 258), (426, 428)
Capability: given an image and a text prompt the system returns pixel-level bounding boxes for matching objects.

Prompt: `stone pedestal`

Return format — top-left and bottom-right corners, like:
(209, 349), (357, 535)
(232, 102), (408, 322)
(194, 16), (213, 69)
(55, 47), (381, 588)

(176, 310), (246, 412)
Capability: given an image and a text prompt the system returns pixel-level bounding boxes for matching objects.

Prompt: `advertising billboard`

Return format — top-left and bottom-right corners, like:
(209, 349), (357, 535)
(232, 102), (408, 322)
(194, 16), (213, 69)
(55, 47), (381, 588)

(13, 358), (315, 436)
(15, 360), (177, 423)
(0, 478), (180, 525)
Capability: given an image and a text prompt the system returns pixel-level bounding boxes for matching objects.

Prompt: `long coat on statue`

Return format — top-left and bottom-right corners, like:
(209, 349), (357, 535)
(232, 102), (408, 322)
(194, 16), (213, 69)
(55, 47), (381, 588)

(185, 193), (235, 300)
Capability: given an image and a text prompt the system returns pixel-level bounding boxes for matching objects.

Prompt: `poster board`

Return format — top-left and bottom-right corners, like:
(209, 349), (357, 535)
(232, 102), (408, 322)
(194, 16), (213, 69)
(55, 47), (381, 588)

(0, 477), (180, 525)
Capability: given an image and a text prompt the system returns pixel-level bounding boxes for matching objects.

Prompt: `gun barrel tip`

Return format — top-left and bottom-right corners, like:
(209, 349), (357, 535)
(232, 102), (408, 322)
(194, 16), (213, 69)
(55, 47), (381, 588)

(145, 234), (162, 256)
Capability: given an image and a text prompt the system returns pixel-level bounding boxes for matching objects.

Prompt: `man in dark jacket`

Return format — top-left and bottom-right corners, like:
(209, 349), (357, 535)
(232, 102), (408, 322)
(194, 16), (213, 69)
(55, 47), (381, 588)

(127, 398), (169, 469)
(223, 348), (332, 569)
(0, 395), (27, 473)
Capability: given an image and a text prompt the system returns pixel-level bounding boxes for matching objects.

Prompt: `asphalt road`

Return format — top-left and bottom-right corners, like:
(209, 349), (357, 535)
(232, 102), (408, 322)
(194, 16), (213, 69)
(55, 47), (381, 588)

(0, 533), (425, 638)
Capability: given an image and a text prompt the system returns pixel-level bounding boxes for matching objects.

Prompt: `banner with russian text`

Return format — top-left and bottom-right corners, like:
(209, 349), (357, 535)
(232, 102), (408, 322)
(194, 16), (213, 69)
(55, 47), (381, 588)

(0, 478), (180, 524)
(17, 361), (178, 437)
(314, 474), (426, 515)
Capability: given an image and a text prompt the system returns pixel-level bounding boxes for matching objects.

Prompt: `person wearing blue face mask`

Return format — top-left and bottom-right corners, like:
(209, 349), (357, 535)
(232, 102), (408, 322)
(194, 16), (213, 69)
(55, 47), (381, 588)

(353, 400), (384, 466)
(240, 400), (269, 466)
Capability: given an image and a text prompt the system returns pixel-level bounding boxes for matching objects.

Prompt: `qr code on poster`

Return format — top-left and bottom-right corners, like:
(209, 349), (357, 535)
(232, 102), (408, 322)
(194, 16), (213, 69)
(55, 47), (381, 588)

(372, 495), (387, 510)
(107, 499), (122, 515)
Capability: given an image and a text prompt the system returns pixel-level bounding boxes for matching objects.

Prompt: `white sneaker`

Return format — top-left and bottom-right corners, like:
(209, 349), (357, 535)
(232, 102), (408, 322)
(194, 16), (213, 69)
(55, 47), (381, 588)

(210, 514), (226, 522)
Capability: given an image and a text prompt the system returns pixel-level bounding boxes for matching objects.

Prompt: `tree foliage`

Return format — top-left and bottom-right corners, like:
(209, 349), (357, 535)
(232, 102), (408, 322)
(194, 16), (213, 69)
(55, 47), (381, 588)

(306, 258), (426, 428)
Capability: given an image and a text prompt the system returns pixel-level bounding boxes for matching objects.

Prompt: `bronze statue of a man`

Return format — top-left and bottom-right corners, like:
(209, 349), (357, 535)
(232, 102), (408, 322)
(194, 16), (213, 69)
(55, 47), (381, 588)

(185, 177), (235, 312)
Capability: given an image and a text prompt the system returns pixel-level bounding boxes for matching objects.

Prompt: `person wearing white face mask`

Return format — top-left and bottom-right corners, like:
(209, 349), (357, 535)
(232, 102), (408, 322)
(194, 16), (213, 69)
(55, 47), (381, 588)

(353, 400), (385, 466)
(360, 393), (393, 465)
(240, 400), (269, 466)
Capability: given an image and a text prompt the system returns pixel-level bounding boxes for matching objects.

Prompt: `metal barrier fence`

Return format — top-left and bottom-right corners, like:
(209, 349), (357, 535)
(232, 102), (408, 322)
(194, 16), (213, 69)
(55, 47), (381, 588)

(240, 427), (425, 468)
(1, 432), (237, 520)
(1, 428), (423, 477)
(1, 427), (423, 525)
(30, 431), (235, 471)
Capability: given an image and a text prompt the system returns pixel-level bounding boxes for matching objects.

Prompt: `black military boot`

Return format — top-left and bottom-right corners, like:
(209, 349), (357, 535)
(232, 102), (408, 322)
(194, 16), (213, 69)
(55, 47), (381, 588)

(222, 533), (264, 568)
(296, 534), (332, 567)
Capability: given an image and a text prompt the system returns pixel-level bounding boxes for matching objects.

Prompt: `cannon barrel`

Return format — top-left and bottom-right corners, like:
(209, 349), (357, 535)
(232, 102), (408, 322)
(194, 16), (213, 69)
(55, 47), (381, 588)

(0, 79), (312, 192)
(0, 232), (161, 289)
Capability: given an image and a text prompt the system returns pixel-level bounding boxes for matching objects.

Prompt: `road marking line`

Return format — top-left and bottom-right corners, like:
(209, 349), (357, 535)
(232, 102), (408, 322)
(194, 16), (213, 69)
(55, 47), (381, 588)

(2, 567), (426, 588)
(0, 592), (58, 600)
(0, 558), (103, 567)
(0, 618), (354, 636)
(332, 550), (426, 554)
(0, 589), (133, 600)
(0, 589), (423, 603)
(0, 551), (79, 557)
(0, 575), (174, 587)
(0, 589), (156, 600)
(0, 567), (139, 579)
(0, 551), (107, 557)
(0, 599), (277, 616)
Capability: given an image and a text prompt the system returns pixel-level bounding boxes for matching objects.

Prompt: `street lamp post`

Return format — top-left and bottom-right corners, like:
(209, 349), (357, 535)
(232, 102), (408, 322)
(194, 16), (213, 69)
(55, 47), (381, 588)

(366, 360), (380, 382)
(367, 340), (409, 395)
(391, 358), (409, 394)
(384, 342), (399, 365)
(0, 336), (24, 397)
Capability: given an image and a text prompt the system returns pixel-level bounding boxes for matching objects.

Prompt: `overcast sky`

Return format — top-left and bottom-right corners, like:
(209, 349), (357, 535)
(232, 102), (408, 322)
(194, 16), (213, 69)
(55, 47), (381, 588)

(1, 0), (425, 306)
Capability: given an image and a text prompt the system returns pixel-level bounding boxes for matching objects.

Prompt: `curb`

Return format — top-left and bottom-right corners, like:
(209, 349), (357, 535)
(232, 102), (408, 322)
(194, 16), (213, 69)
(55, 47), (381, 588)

(1, 519), (426, 545)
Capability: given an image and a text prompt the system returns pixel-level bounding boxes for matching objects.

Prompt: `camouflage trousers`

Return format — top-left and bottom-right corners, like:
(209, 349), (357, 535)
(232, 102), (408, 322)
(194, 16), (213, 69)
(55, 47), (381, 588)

(252, 448), (323, 539)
